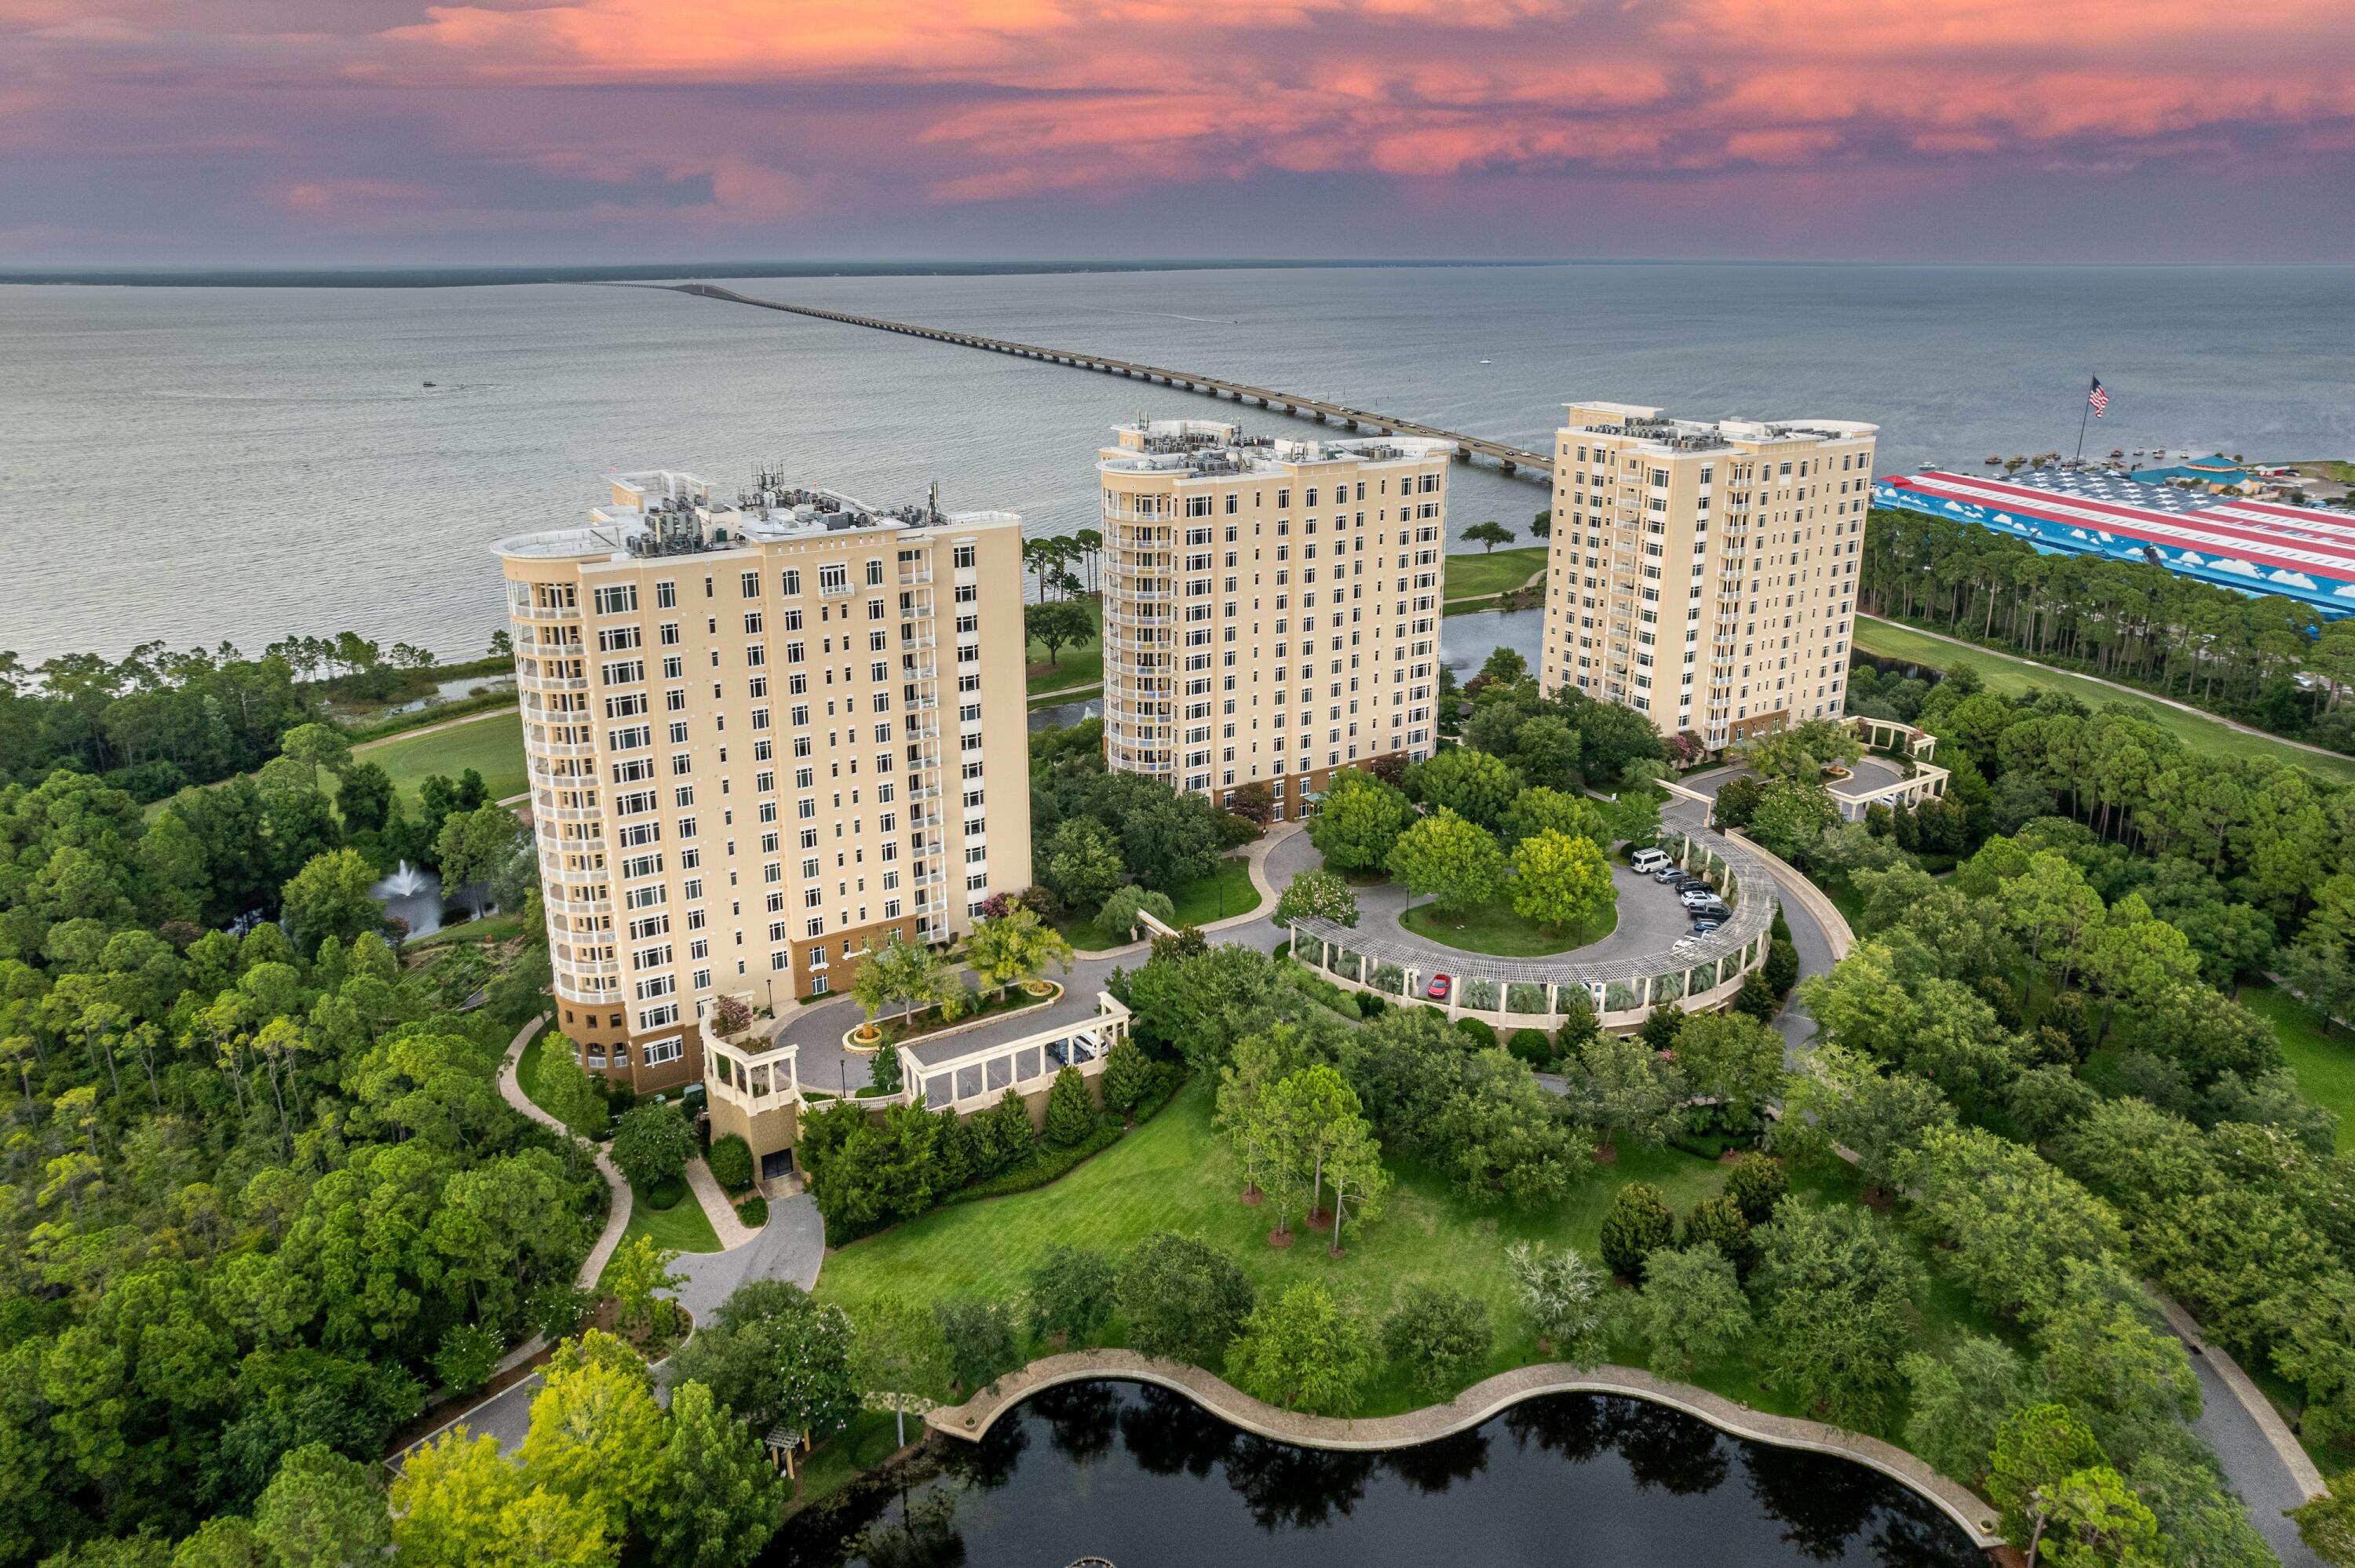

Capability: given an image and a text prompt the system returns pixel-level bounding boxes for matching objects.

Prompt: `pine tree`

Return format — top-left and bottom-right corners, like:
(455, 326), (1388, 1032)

(646, 1380), (783, 1568)
(1598, 1181), (1675, 1284)
(1100, 1036), (1156, 1116)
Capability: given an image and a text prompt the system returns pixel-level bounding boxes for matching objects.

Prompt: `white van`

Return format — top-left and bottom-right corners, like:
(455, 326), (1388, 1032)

(1630, 848), (1670, 875)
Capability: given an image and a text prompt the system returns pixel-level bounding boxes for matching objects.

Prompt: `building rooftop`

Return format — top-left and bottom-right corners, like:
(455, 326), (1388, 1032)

(1100, 418), (1453, 480)
(492, 467), (1019, 562)
(1564, 401), (1878, 455)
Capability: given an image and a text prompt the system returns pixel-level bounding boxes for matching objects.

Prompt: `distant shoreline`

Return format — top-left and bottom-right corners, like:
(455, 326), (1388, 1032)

(0, 258), (1561, 290)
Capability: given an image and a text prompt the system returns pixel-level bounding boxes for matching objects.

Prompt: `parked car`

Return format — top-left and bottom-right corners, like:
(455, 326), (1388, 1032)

(1426, 974), (1451, 1001)
(1692, 904), (1730, 922)
(1689, 917), (1722, 934)
(1630, 848), (1670, 874)
(1654, 866), (1690, 884)
(1680, 886), (1722, 908)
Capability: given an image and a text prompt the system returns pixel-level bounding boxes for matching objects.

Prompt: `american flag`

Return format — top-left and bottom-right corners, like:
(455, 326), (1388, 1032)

(2087, 377), (2109, 418)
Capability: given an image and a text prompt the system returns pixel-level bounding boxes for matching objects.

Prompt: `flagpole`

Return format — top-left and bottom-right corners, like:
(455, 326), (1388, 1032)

(2075, 376), (2092, 463)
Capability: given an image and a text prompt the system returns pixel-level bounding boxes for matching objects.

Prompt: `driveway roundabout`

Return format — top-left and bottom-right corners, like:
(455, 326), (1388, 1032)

(1287, 799), (1777, 1034)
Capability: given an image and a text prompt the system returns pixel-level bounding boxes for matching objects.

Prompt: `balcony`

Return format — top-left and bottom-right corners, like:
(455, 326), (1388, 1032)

(517, 669), (589, 694)
(512, 603), (581, 622)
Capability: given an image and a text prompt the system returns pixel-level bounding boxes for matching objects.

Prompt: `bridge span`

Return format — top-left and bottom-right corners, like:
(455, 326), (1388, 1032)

(670, 283), (1553, 483)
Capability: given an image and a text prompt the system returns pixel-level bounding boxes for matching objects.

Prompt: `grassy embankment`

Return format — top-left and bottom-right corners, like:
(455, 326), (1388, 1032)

(1059, 859), (1261, 952)
(1443, 545), (1549, 614)
(812, 1078), (2004, 1427)
(1851, 614), (2355, 784)
(2244, 983), (2355, 1152)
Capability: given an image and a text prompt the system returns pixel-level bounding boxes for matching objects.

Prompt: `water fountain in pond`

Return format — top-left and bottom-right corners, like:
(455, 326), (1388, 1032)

(369, 861), (444, 937)
(383, 861), (426, 897)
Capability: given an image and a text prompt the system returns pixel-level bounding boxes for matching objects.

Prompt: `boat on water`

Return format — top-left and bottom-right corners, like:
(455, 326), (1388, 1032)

(422, 381), (436, 388)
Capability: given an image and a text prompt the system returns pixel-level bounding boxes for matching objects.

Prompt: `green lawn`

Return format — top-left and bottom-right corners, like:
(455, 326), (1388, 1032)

(407, 910), (527, 950)
(1398, 894), (1615, 957)
(612, 1176), (724, 1257)
(1061, 859), (1262, 951)
(363, 707), (530, 804)
(514, 1023), (568, 1124)
(1027, 596), (1103, 696)
(814, 1078), (2005, 1424)
(1444, 545), (1549, 602)
(2243, 983), (2355, 1151)
(1852, 615), (2355, 782)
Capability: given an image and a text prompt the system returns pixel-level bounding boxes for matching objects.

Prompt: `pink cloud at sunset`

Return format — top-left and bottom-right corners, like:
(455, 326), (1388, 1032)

(2, 0), (2351, 261)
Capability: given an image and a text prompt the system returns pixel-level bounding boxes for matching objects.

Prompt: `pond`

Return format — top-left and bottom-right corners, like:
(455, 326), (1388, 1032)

(1442, 605), (1543, 680)
(765, 1381), (1984, 1568)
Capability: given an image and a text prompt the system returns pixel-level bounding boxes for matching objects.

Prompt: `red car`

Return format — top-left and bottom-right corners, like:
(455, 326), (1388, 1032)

(1426, 974), (1452, 1001)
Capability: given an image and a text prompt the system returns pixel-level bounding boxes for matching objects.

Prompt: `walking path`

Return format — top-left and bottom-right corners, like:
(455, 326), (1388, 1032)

(683, 1153), (761, 1249)
(499, 1015), (631, 1290)
(352, 700), (518, 753)
(926, 1350), (2003, 1550)
(1026, 681), (1102, 702)
(1857, 614), (2353, 767)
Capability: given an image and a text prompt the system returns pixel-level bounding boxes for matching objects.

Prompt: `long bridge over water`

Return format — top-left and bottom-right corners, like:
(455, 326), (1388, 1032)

(671, 283), (1553, 483)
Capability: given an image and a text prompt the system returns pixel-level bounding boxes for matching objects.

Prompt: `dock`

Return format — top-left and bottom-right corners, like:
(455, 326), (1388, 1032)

(670, 283), (1553, 483)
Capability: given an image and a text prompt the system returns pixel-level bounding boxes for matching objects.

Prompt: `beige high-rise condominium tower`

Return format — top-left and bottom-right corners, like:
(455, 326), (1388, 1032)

(494, 470), (1032, 1092)
(1096, 419), (1448, 816)
(1539, 403), (1877, 749)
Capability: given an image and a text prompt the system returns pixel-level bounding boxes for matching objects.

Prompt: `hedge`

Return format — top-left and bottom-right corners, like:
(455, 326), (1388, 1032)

(946, 1121), (1123, 1205)
(1455, 1017), (1498, 1049)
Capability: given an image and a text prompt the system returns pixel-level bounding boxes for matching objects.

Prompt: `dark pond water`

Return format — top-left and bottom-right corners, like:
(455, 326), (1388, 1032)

(765, 1381), (1985, 1568)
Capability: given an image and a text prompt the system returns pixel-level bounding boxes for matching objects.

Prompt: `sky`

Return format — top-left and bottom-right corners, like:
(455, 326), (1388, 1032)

(4, 0), (2353, 266)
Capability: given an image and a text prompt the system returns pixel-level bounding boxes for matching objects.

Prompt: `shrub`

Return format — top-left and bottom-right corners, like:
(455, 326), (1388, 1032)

(706, 1133), (755, 1192)
(1455, 1016), (1498, 1049)
(1723, 1153), (1788, 1227)
(1380, 1285), (1494, 1398)
(434, 1323), (502, 1394)
(735, 1195), (769, 1228)
(611, 1102), (696, 1190)
(1599, 1182), (1676, 1284)
(1765, 937), (1800, 997)
(869, 1044), (904, 1096)
(946, 1121), (1122, 1204)
(1681, 1194), (1758, 1278)
(1507, 1028), (1554, 1067)
(645, 1175), (687, 1212)
(1100, 1037), (1156, 1116)
(526, 1283), (597, 1342)
(1359, 992), (1389, 1019)
(710, 996), (752, 1036)
(1044, 1064), (1097, 1148)
(1029, 1244), (1118, 1343)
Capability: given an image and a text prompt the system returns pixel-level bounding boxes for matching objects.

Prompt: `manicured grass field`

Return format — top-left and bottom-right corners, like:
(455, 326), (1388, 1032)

(1444, 545), (1548, 602)
(363, 707), (531, 804)
(1026, 596), (1103, 695)
(614, 1175), (724, 1256)
(2244, 983), (2355, 1151)
(1398, 894), (1615, 957)
(1061, 859), (1262, 951)
(1852, 615), (2355, 782)
(812, 1078), (2004, 1423)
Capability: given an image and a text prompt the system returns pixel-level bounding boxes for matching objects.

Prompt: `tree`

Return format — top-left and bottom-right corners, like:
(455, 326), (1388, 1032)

(434, 803), (528, 917)
(521, 1333), (667, 1536)
(1225, 1282), (1378, 1414)
(334, 762), (396, 836)
(1508, 830), (1614, 937)
(1741, 718), (1863, 782)
(1597, 1181), (1674, 1284)
(2294, 1471), (2355, 1566)
(1463, 520), (1516, 552)
(1504, 1241), (1606, 1362)
(1387, 808), (1506, 916)
(1215, 1028), (1301, 1218)
(535, 1042), (611, 1140)
(663, 1281), (858, 1461)
(1751, 1202), (1924, 1429)
(1987, 1403), (2110, 1561)
(1042, 1063), (1095, 1147)
(1117, 1231), (1255, 1366)
(1098, 1035), (1156, 1118)
(1039, 819), (1127, 911)
(1674, 1011), (1784, 1129)
(963, 903), (1075, 999)
(1900, 1336), (2034, 1487)
(1747, 779), (1839, 862)
(1118, 789), (1225, 891)
(435, 1323), (502, 1395)
(1530, 509), (1552, 538)
(1307, 769), (1414, 873)
(1319, 1114), (1389, 1254)
(849, 1293), (954, 1448)
(851, 932), (960, 1032)
(279, 849), (384, 954)
(604, 1235), (685, 1340)
(1679, 1194), (1757, 1278)
(933, 1296), (1020, 1391)
(1773, 1041), (1953, 1196)
(1028, 1244), (1117, 1344)
(1499, 786), (1605, 847)
(1024, 599), (1095, 667)
(391, 1429), (612, 1568)
(1572, 1034), (1682, 1160)
(1272, 869), (1359, 928)
(251, 1441), (390, 1568)
(1627, 1243), (1752, 1379)
(1722, 1153), (1788, 1227)
(279, 724), (354, 792)
(1406, 748), (1523, 830)
(1380, 1285), (1493, 1397)
(1099, 884), (1174, 941)
(609, 1103), (696, 1191)
(641, 1380), (781, 1568)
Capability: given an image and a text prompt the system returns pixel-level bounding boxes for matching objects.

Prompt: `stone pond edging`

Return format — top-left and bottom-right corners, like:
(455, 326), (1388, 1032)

(924, 1350), (2003, 1549)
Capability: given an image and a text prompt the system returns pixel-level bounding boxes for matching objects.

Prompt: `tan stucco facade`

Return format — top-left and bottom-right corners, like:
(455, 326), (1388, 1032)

(1095, 420), (1444, 818)
(1539, 403), (1877, 750)
(495, 472), (1032, 1092)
